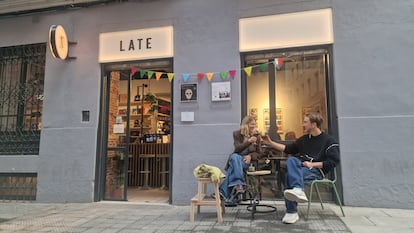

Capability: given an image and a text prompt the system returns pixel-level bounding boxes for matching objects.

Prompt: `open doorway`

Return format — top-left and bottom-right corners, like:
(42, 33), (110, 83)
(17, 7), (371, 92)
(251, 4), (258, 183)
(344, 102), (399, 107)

(98, 59), (172, 203)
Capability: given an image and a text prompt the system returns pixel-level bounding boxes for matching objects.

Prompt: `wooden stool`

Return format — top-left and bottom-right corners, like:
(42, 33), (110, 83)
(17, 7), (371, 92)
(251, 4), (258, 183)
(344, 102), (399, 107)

(190, 178), (224, 223)
(139, 154), (155, 189)
(157, 154), (169, 190)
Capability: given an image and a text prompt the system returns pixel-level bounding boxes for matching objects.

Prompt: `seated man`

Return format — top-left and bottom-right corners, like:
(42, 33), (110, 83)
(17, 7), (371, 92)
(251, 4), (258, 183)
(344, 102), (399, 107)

(219, 116), (264, 206)
(263, 113), (340, 224)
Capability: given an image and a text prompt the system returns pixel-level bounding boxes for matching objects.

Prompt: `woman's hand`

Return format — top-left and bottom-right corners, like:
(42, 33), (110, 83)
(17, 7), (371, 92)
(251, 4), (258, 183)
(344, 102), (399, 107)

(248, 136), (258, 144)
(243, 155), (252, 164)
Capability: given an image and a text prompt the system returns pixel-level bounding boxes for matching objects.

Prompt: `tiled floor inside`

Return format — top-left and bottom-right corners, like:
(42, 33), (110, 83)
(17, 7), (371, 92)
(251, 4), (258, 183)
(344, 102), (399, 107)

(127, 187), (169, 203)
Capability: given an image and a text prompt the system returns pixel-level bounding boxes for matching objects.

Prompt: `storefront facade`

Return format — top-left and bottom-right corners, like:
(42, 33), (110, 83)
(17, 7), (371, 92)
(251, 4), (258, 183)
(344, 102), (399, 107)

(0, 0), (413, 209)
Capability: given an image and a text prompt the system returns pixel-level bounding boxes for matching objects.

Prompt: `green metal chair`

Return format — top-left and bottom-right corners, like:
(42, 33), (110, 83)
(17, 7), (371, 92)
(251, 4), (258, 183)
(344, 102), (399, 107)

(306, 167), (345, 219)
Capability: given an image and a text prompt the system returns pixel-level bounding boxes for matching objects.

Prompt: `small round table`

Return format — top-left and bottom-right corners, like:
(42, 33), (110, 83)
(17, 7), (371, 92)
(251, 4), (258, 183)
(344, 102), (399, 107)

(267, 156), (288, 198)
(245, 170), (277, 219)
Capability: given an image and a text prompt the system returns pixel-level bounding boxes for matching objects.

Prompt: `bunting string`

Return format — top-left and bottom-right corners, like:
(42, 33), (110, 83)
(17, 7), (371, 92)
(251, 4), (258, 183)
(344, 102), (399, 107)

(130, 60), (284, 83)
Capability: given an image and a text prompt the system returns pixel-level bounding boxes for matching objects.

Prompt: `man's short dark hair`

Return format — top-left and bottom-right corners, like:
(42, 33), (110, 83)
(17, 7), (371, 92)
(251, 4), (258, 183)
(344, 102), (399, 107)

(305, 112), (323, 129)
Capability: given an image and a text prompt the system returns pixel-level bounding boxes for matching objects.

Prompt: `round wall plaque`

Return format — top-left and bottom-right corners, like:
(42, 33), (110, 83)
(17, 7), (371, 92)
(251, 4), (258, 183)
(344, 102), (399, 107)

(49, 25), (69, 60)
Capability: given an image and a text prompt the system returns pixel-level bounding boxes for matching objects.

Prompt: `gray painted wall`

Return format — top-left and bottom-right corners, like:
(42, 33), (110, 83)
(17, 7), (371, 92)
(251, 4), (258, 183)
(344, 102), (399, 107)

(332, 0), (414, 208)
(171, 0), (240, 205)
(0, 0), (413, 208)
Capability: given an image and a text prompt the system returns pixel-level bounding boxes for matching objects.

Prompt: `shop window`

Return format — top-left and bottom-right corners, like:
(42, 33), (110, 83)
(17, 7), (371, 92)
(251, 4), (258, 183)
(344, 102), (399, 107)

(0, 44), (45, 155)
(245, 48), (330, 140)
(0, 173), (37, 201)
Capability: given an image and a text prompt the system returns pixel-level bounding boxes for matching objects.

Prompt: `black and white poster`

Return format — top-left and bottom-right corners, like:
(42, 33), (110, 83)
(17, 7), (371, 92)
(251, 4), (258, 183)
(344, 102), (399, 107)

(180, 83), (198, 102)
(211, 81), (231, 101)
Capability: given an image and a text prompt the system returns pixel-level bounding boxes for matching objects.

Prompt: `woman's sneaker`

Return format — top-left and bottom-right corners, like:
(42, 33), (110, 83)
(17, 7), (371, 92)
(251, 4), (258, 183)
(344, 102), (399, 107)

(235, 184), (245, 194)
(282, 212), (299, 224)
(283, 188), (308, 203)
(224, 200), (237, 207)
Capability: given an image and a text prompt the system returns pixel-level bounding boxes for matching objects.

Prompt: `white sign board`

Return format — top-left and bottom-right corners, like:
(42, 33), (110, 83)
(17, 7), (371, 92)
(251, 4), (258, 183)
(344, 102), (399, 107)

(99, 26), (173, 62)
(113, 124), (125, 134)
(239, 8), (333, 52)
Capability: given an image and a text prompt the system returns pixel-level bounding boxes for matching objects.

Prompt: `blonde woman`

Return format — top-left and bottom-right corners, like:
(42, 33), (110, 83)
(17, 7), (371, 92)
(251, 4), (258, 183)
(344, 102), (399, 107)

(219, 116), (264, 206)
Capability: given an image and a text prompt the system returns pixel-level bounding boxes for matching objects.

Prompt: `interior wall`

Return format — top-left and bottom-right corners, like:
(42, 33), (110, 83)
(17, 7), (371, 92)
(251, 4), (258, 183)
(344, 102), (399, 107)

(247, 56), (327, 140)
(246, 71), (268, 133)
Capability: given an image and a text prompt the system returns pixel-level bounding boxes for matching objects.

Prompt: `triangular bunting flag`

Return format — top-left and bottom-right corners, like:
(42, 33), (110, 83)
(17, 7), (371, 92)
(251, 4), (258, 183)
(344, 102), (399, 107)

(140, 69), (146, 79)
(206, 72), (214, 82)
(275, 58), (284, 70)
(167, 73), (174, 82)
(260, 63), (267, 72)
(197, 73), (204, 81)
(155, 72), (162, 80)
(131, 67), (138, 76)
(229, 70), (236, 80)
(244, 67), (252, 77)
(147, 70), (154, 79)
(220, 71), (228, 80)
(182, 73), (190, 82)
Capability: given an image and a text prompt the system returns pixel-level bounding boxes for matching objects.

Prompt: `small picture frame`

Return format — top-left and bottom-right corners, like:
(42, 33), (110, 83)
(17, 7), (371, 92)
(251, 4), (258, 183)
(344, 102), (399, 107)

(131, 105), (138, 115)
(180, 83), (198, 102)
(118, 106), (127, 115)
(211, 81), (231, 101)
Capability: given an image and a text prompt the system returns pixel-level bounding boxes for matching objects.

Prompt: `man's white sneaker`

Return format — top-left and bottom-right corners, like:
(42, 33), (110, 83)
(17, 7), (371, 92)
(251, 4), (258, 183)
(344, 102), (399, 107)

(284, 188), (308, 203)
(282, 212), (299, 224)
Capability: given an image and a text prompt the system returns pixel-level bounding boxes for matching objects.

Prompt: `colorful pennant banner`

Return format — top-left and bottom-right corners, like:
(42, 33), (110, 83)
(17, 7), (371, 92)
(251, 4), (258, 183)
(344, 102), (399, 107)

(129, 59), (283, 82)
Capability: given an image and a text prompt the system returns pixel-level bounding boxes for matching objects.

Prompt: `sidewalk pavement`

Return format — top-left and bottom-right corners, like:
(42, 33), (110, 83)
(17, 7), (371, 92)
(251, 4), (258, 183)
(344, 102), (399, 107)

(0, 200), (413, 233)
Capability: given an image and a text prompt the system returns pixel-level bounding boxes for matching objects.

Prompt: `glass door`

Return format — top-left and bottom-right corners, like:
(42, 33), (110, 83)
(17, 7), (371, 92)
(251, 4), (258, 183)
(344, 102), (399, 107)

(103, 71), (130, 200)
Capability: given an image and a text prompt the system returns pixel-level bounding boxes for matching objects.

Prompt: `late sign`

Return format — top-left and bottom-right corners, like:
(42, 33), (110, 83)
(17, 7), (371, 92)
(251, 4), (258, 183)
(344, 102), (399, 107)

(99, 26), (173, 63)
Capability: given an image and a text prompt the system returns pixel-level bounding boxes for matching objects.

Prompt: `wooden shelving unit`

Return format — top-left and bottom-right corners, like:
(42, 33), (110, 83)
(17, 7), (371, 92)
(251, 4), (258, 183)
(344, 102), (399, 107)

(118, 96), (170, 141)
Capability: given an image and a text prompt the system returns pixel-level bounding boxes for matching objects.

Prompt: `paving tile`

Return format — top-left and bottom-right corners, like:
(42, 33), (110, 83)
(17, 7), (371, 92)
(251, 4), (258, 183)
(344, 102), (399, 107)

(5, 202), (414, 233)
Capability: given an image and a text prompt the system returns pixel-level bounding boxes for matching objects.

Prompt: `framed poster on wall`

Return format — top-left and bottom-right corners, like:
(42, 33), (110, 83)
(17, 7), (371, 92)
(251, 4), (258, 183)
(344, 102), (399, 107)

(263, 108), (283, 134)
(180, 83), (197, 102)
(211, 81), (231, 101)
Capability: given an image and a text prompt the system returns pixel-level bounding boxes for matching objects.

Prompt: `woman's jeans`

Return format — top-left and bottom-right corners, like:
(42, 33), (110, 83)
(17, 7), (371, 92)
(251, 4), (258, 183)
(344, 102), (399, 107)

(285, 157), (322, 213)
(219, 153), (250, 200)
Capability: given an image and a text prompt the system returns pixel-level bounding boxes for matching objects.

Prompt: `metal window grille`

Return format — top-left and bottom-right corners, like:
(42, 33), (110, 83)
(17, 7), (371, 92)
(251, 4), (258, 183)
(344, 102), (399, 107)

(0, 173), (37, 201)
(0, 43), (45, 155)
